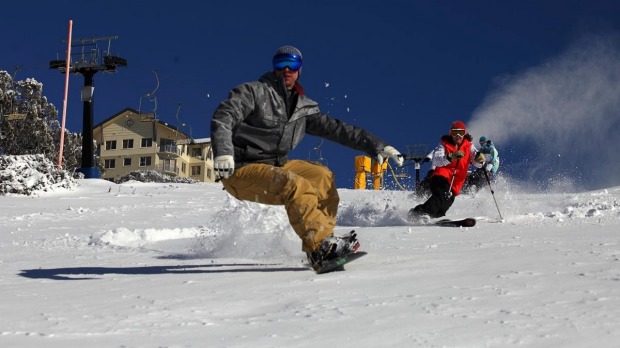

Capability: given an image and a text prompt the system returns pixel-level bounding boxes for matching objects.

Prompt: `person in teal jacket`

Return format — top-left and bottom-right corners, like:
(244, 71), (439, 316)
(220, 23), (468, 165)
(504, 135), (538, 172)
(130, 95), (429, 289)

(462, 136), (500, 194)
(478, 136), (500, 174)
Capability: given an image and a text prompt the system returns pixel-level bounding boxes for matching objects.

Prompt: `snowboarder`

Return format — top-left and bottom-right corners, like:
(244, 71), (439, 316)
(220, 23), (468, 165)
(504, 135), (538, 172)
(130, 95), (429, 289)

(210, 45), (404, 271)
(408, 120), (485, 222)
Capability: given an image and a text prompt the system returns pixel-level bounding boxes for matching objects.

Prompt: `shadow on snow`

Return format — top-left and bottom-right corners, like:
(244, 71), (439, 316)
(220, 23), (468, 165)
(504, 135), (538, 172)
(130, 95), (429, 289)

(19, 263), (308, 280)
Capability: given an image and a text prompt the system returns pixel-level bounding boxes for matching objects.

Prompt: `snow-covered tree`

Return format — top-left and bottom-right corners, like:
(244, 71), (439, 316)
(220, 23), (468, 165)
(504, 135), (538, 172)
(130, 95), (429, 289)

(0, 70), (83, 172)
(59, 130), (83, 172)
(0, 71), (57, 156)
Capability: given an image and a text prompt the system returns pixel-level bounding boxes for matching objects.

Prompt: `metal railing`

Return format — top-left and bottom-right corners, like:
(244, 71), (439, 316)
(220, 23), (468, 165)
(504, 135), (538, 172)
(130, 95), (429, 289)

(158, 144), (178, 155)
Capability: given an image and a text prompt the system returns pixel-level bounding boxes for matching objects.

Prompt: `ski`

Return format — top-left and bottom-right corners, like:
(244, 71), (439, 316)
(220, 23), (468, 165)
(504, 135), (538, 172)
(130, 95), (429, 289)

(434, 218), (476, 227)
(314, 251), (368, 274)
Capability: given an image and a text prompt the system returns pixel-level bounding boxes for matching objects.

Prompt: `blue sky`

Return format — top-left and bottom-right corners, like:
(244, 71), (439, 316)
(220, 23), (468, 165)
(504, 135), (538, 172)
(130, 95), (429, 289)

(3, 1), (620, 190)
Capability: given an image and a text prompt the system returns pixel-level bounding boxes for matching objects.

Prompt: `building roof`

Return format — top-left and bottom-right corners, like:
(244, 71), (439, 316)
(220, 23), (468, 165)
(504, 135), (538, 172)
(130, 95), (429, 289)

(93, 107), (191, 139)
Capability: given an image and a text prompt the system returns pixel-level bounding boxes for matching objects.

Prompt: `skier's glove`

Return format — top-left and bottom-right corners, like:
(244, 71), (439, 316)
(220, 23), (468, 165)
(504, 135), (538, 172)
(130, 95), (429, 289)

(214, 155), (235, 179)
(485, 164), (493, 172)
(377, 146), (404, 167)
(475, 152), (486, 164)
(446, 151), (465, 162)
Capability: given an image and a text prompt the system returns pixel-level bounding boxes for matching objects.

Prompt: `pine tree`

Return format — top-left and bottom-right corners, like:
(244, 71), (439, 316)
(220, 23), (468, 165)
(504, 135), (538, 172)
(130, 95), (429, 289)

(0, 70), (84, 173)
(58, 130), (83, 173)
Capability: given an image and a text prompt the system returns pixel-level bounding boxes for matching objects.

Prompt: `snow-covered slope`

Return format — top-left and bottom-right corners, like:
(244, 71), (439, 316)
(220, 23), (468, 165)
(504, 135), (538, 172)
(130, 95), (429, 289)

(1, 175), (619, 347)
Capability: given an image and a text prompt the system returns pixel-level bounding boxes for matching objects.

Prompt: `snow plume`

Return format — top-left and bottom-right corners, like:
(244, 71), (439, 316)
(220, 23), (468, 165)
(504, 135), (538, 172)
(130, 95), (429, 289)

(192, 194), (301, 261)
(468, 33), (620, 191)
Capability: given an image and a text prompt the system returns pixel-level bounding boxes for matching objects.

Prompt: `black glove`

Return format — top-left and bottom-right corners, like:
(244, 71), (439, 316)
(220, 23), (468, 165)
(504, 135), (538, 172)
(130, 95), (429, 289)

(423, 157), (431, 163)
(446, 151), (465, 162)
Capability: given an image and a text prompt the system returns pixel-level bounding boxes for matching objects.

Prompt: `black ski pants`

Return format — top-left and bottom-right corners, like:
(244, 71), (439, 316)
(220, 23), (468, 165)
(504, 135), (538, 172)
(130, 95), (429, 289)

(413, 175), (456, 218)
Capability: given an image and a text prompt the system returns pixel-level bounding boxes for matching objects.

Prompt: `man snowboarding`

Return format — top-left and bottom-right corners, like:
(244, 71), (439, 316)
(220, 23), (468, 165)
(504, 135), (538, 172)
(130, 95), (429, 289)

(210, 45), (404, 272)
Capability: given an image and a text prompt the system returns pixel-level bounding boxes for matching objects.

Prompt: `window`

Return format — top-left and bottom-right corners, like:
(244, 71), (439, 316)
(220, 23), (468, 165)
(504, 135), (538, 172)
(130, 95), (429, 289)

(123, 139), (134, 149)
(191, 165), (201, 176)
(105, 140), (117, 150)
(191, 148), (202, 158)
(207, 168), (212, 179)
(141, 138), (153, 148)
(104, 159), (116, 169)
(123, 158), (132, 166)
(140, 156), (152, 167)
(161, 158), (176, 172)
(159, 138), (176, 153)
(181, 163), (186, 174)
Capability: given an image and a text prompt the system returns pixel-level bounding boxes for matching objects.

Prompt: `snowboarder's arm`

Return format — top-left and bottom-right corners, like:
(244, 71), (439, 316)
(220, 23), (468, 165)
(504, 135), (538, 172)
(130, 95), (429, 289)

(211, 83), (256, 157)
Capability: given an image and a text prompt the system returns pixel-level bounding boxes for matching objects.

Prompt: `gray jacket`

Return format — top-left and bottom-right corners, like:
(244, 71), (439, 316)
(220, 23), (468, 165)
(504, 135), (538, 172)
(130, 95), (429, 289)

(211, 71), (388, 168)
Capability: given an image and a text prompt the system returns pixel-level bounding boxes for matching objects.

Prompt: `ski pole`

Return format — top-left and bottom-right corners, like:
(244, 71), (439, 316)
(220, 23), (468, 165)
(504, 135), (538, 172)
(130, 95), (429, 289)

(482, 169), (504, 221)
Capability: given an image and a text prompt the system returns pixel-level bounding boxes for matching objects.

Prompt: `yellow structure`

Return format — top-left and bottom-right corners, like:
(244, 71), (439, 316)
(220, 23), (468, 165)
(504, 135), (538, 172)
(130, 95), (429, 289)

(372, 160), (388, 190)
(354, 156), (371, 189)
(93, 108), (215, 183)
(354, 155), (388, 190)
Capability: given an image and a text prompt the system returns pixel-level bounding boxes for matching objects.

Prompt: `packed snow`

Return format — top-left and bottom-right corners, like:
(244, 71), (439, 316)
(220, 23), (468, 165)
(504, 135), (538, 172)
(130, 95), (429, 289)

(1, 157), (620, 347)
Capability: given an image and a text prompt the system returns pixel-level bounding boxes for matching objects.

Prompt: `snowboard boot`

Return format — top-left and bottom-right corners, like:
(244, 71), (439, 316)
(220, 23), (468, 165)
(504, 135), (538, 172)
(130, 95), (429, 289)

(307, 231), (360, 271)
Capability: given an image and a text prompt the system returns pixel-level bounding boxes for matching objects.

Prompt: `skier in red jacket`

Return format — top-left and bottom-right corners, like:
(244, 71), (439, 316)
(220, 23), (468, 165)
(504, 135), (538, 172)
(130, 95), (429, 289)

(408, 120), (485, 222)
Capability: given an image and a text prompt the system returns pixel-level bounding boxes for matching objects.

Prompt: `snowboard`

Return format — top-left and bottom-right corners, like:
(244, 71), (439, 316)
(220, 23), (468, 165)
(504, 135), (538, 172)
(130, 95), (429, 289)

(434, 218), (476, 227)
(314, 251), (368, 274)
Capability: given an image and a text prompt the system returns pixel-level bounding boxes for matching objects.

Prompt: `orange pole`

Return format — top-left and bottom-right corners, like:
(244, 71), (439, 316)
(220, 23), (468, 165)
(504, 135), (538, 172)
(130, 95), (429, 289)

(57, 20), (73, 168)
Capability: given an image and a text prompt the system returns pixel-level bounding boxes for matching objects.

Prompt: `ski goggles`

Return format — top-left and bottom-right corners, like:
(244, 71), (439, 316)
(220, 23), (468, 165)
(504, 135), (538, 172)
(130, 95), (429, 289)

(450, 128), (466, 137)
(273, 53), (303, 72)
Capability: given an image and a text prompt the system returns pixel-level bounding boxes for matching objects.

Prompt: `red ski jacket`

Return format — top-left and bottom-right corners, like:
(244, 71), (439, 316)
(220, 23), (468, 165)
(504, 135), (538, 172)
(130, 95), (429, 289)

(432, 135), (476, 196)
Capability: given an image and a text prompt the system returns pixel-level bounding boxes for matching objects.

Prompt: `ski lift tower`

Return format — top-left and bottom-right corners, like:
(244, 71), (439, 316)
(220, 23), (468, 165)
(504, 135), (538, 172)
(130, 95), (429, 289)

(50, 36), (127, 178)
(405, 144), (430, 188)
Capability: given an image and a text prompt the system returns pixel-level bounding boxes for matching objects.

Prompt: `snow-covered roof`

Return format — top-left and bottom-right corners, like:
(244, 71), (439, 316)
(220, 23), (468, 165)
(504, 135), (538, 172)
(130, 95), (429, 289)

(177, 137), (211, 145)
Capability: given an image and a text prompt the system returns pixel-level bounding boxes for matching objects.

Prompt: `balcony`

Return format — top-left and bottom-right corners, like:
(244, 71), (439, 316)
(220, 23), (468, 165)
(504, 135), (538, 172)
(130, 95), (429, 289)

(158, 144), (179, 157)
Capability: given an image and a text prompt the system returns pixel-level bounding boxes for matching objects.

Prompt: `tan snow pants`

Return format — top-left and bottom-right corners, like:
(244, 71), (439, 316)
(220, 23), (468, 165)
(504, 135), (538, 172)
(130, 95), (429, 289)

(220, 160), (338, 252)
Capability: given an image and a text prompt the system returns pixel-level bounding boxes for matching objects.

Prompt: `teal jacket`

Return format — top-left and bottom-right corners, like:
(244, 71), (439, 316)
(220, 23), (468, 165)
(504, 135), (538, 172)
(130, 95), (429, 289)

(479, 142), (500, 173)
